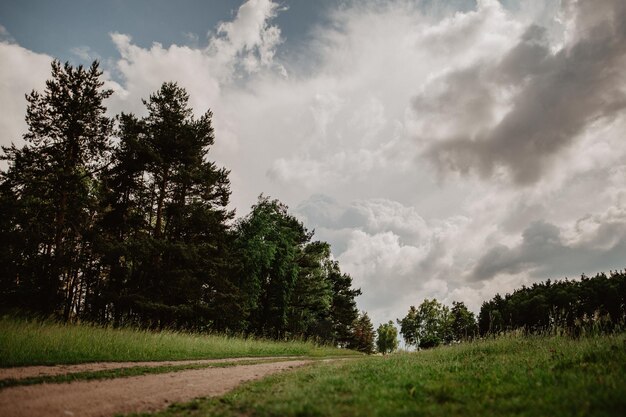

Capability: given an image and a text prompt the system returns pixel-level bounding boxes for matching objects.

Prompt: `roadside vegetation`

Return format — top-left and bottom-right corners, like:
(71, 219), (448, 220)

(0, 317), (359, 367)
(139, 333), (626, 417)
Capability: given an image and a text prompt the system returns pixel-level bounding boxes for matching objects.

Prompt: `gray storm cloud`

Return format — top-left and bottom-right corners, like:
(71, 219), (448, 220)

(471, 219), (626, 282)
(422, 0), (626, 184)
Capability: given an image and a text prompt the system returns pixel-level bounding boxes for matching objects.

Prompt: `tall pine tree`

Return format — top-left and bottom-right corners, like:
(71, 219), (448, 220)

(0, 60), (112, 319)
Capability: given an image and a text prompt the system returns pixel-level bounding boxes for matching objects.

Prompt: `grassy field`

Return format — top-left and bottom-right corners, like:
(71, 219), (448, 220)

(0, 317), (359, 367)
(142, 333), (626, 417)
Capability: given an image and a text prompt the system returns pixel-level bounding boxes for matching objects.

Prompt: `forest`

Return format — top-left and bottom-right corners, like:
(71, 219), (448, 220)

(477, 271), (626, 335)
(0, 60), (362, 346)
(396, 271), (626, 350)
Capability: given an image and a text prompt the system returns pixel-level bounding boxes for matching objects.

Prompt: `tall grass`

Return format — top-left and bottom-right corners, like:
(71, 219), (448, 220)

(0, 316), (358, 367)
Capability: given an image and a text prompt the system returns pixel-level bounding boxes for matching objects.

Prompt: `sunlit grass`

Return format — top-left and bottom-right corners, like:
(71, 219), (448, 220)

(0, 316), (358, 367)
(148, 332), (626, 417)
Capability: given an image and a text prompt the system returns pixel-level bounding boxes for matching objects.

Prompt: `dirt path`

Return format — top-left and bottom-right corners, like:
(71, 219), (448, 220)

(0, 360), (310, 417)
(0, 356), (302, 380)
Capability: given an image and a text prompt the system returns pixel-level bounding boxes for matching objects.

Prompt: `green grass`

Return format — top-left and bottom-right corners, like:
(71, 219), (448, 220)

(0, 316), (359, 367)
(142, 333), (626, 417)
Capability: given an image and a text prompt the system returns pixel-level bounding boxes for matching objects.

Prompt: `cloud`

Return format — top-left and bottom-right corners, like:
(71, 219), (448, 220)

(472, 208), (626, 282)
(207, 0), (283, 75)
(0, 42), (52, 152)
(108, 32), (222, 115)
(296, 195), (429, 247)
(107, 0), (286, 112)
(70, 46), (101, 63)
(423, 0), (626, 185)
(0, 25), (14, 43)
(296, 195), (477, 324)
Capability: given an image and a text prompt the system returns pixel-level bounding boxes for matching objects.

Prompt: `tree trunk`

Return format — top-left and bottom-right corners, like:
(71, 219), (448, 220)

(154, 168), (169, 239)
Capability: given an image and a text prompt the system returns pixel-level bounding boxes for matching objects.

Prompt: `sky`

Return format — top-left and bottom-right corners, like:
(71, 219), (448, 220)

(1, 0), (625, 327)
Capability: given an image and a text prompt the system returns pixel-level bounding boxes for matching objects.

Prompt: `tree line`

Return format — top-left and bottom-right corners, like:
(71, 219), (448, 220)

(478, 271), (626, 336)
(395, 271), (626, 351)
(397, 299), (477, 350)
(0, 60), (362, 347)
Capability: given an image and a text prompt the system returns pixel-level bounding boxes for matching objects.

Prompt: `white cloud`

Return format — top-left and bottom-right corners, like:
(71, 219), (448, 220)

(70, 46), (101, 62)
(207, 0), (283, 75)
(0, 42), (51, 152)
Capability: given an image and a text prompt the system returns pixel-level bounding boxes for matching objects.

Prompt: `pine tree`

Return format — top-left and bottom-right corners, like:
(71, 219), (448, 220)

(0, 60), (112, 318)
(287, 241), (334, 340)
(349, 311), (375, 354)
(95, 82), (234, 329)
(328, 262), (361, 347)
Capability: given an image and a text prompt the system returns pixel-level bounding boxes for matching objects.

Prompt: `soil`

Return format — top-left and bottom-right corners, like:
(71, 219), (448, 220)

(0, 356), (301, 380)
(0, 360), (310, 417)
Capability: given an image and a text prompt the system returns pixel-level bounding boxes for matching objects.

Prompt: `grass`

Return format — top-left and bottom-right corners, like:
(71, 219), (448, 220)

(0, 316), (359, 367)
(141, 333), (626, 417)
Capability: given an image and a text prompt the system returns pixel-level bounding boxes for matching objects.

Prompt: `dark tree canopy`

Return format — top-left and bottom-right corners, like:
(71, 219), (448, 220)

(0, 60), (113, 319)
(234, 196), (360, 343)
(0, 62), (363, 347)
(478, 271), (626, 336)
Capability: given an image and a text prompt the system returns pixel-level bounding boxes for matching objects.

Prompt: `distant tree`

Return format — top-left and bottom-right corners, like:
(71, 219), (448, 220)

(416, 298), (449, 349)
(397, 305), (420, 348)
(349, 311), (375, 354)
(449, 301), (477, 341)
(478, 271), (626, 336)
(376, 321), (398, 355)
(398, 298), (460, 349)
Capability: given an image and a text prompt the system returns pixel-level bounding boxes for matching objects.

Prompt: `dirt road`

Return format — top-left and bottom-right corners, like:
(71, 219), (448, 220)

(0, 356), (301, 380)
(0, 360), (310, 417)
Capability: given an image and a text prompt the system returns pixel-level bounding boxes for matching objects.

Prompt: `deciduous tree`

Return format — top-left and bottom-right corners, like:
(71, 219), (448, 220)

(376, 321), (398, 354)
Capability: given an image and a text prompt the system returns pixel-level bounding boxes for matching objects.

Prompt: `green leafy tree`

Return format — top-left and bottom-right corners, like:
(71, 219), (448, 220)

(399, 298), (452, 349)
(235, 196), (310, 338)
(419, 298), (453, 348)
(235, 197), (362, 341)
(349, 311), (375, 354)
(450, 301), (477, 341)
(376, 321), (398, 354)
(397, 305), (420, 348)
